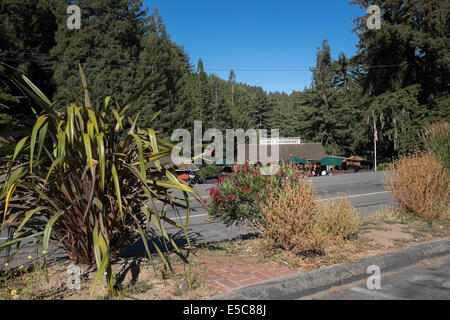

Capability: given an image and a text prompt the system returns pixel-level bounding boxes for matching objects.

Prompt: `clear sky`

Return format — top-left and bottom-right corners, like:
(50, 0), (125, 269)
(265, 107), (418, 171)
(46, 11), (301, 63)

(142, 0), (366, 94)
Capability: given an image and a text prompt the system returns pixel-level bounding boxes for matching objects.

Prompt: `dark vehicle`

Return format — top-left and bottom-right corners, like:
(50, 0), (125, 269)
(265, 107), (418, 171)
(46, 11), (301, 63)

(188, 170), (204, 186)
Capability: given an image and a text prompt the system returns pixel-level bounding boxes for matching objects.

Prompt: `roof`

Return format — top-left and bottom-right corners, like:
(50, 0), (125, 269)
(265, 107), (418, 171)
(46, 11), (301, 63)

(237, 143), (327, 162)
(349, 156), (369, 162)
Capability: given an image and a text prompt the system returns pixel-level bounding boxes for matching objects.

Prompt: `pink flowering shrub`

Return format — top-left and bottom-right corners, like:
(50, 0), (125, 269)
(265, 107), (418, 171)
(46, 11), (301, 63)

(206, 163), (304, 230)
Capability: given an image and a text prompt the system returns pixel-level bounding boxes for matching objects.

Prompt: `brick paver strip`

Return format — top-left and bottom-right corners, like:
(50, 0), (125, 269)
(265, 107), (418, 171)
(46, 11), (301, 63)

(225, 267), (245, 275)
(251, 271), (271, 281)
(185, 252), (299, 293)
(215, 279), (240, 290)
(237, 278), (263, 287)
(229, 274), (254, 282)
(262, 270), (281, 278)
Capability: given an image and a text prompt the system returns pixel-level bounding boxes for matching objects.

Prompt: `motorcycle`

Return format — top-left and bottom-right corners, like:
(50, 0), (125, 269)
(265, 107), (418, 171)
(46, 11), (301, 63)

(188, 170), (204, 186)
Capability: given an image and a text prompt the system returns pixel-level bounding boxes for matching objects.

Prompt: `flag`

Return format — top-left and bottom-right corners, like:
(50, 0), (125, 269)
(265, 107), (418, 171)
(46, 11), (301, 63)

(374, 124), (378, 142)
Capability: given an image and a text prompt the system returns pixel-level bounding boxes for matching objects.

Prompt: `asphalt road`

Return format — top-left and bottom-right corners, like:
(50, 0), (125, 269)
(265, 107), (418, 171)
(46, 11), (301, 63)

(121, 171), (395, 256)
(300, 254), (450, 300)
(163, 170), (395, 235)
(1, 171), (395, 265)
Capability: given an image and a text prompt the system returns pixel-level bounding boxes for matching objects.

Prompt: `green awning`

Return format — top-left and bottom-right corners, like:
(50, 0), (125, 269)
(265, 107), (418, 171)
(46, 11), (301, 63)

(292, 157), (308, 164)
(283, 157), (308, 164)
(318, 157), (343, 166)
(215, 159), (232, 166)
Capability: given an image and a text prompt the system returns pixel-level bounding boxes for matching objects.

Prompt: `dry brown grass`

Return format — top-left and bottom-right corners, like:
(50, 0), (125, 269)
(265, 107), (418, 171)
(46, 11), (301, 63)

(316, 198), (361, 240)
(262, 181), (329, 254)
(260, 180), (360, 258)
(384, 152), (450, 222)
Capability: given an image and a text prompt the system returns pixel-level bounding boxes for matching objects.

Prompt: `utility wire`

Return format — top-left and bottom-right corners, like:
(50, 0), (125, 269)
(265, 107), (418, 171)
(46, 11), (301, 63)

(0, 49), (413, 72)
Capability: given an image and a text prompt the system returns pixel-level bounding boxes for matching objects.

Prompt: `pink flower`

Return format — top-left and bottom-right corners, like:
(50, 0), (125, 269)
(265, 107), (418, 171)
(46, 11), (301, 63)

(267, 179), (271, 182)
(231, 196), (235, 201)
(234, 180), (238, 185)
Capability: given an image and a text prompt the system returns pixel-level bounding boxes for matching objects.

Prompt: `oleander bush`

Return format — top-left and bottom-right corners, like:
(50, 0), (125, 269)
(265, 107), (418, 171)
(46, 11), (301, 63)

(384, 152), (450, 223)
(206, 163), (303, 230)
(0, 66), (198, 295)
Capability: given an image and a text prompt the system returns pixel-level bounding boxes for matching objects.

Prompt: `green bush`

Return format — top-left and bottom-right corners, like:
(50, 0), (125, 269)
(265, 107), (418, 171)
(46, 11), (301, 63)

(207, 163), (303, 230)
(0, 66), (197, 295)
(199, 165), (222, 179)
(377, 163), (392, 171)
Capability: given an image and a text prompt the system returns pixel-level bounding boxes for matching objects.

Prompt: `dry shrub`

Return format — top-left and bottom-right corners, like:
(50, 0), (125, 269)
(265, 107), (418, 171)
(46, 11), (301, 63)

(261, 180), (361, 256)
(316, 198), (361, 240)
(262, 180), (329, 255)
(421, 121), (450, 170)
(384, 152), (450, 222)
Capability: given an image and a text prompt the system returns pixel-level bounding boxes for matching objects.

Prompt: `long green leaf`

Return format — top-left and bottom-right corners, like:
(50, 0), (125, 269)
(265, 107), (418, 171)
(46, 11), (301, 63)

(30, 115), (48, 172)
(12, 137), (29, 163)
(111, 163), (122, 216)
(14, 207), (46, 236)
(21, 74), (52, 105)
(131, 134), (146, 180)
(83, 134), (94, 174)
(42, 211), (64, 252)
(0, 232), (44, 251)
(96, 134), (106, 190)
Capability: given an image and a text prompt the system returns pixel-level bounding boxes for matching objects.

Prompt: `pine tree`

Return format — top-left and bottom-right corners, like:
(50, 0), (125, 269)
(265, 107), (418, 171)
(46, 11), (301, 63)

(0, 0), (61, 133)
(131, 7), (190, 135)
(51, 0), (150, 103)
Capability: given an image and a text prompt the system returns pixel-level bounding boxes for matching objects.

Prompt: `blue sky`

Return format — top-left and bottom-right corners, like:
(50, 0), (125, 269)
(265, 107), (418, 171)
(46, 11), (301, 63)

(142, 1), (366, 94)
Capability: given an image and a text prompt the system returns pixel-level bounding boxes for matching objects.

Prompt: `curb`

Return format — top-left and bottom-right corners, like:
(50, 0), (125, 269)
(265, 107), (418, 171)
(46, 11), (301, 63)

(211, 236), (450, 300)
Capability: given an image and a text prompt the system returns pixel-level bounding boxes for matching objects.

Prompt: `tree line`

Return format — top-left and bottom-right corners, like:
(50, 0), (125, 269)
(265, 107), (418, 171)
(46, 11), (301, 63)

(1, 0), (448, 163)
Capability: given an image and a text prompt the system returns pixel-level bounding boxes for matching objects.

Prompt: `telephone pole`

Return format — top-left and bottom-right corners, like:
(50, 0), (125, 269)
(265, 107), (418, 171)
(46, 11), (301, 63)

(374, 123), (378, 172)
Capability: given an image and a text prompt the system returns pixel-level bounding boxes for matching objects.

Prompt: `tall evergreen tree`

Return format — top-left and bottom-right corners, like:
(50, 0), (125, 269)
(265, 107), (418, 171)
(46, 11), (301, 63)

(0, 0), (62, 133)
(51, 0), (151, 103)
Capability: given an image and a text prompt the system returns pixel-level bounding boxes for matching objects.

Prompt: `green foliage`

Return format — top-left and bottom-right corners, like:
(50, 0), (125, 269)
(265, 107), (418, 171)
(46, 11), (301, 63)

(207, 163), (303, 230)
(377, 163), (392, 171)
(51, 0), (150, 104)
(0, 67), (199, 296)
(421, 122), (450, 170)
(198, 165), (222, 180)
(1, 0), (449, 166)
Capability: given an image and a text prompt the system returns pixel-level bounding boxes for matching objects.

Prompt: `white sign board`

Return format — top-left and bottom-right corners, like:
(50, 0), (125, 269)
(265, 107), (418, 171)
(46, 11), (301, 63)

(260, 138), (301, 145)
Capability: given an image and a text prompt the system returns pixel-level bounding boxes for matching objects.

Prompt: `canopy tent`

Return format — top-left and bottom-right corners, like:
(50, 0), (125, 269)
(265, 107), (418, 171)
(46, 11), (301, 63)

(318, 157), (344, 166)
(283, 157), (309, 165)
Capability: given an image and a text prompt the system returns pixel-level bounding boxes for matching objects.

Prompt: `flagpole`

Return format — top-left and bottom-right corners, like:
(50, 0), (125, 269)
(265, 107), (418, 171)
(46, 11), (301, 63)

(374, 123), (377, 172)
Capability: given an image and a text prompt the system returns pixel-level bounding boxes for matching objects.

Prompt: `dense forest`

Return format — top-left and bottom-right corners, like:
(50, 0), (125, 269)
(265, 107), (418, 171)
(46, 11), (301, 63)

(0, 0), (448, 163)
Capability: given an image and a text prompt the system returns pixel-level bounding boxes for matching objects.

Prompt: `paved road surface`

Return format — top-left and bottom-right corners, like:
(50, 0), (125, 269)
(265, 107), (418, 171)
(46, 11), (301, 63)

(300, 254), (450, 300)
(1, 171), (395, 266)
